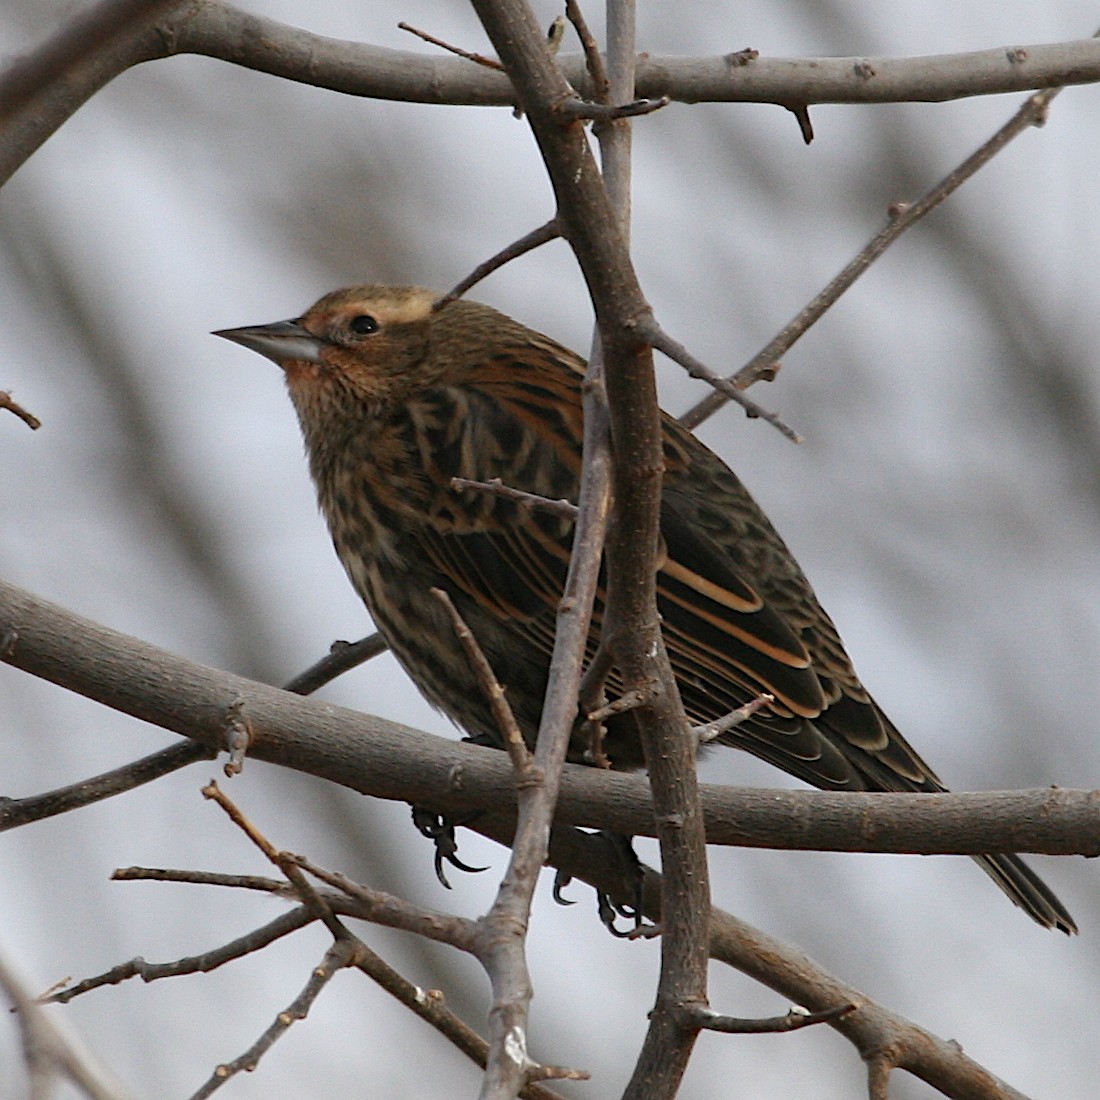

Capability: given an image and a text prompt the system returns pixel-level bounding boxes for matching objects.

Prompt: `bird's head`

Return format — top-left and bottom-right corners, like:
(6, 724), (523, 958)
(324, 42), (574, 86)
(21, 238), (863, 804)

(214, 284), (458, 409)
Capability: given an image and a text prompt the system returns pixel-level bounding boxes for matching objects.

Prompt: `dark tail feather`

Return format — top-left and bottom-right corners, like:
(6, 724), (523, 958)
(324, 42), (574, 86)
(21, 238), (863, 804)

(975, 853), (1076, 934)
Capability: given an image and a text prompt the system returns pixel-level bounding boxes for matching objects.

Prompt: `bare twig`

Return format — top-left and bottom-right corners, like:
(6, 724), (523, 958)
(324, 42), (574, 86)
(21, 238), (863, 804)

(0, 391), (41, 429)
(288, 863), (587, 1092)
(110, 854), (568, 1099)
(397, 21), (504, 70)
(636, 315), (802, 441)
(784, 103), (815, 144)
(435, 218), (562, 308)
(202, 781), (353, 942)
(450, 476), (579, 520)
(287, 855), (480, 950)
(431, 587), (533, 772)
(281, 633), (388, 695)
(586, 681), (661, 723)
(0, 740), (214, 832)
(112, 866), (286, 891)
(692, 693), (774, 745)
(679, 81), (1073, 430)
(195, 785), (580, 1094)
(680, 1000), (857, 1034)
(556, 95), (669, 120)
(188, 938), (359, 1100)
(564, 0), (610, 100)
(47, 909), (313, 1004)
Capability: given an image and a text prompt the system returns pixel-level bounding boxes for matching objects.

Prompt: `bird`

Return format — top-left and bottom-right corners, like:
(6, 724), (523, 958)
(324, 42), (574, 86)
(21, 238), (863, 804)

(215, 283), (1075, 933)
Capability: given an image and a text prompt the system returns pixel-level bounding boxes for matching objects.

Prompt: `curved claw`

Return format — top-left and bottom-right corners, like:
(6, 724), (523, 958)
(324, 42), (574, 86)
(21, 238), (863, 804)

(433, 846), (453, 890)
(411, 807), (489, 889)
(595, 831), (654, 937)
(552, 869), (577, 906)
(446, 849), (490, 875)
(597, 891), (644, 938)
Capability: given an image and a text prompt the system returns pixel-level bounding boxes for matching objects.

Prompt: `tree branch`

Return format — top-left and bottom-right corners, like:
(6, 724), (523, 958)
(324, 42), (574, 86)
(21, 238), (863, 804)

(4, 0), (1100, 186)
(475, 816), (1039, 1100)
(2, 578), (1097, 857)
(678, 80), (1072, 429)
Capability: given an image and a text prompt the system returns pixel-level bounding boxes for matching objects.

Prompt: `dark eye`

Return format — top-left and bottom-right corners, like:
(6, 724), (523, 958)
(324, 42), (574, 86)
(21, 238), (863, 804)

(348, 314), (379, 336)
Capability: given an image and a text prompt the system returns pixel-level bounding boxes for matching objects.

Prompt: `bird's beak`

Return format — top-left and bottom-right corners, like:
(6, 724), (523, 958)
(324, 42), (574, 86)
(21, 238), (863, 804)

(212, 319), (326, 366)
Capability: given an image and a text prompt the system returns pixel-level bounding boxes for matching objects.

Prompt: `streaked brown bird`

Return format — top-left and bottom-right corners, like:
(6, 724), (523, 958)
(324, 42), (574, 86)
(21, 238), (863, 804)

(217, 284), (1074, 933)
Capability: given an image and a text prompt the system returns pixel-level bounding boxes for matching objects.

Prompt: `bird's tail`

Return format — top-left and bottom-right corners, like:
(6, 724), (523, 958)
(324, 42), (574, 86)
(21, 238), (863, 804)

(974, 853), (1076, 934)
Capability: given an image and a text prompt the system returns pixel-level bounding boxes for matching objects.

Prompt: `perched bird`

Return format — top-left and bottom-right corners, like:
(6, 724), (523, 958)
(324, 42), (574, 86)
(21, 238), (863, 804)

(216, 284), (1074, 933)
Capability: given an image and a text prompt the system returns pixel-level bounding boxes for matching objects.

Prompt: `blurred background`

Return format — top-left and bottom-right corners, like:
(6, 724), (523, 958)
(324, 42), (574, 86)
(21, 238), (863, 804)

(3, 2), (1099, 1097)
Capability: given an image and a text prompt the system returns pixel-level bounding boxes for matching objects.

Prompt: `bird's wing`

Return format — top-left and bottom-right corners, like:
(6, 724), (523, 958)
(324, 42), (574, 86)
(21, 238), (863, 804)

(408, 380), (940, 791)
(659, 415), (943, 792)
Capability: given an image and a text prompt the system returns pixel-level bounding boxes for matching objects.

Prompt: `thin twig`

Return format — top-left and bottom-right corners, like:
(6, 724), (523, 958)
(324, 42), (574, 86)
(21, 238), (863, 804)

(586, 681), (661, 723)
(202, 781), (349, 938)
(450, 476), (579, 520)
(431, 588), (534, 773)
(435, 218), (562, 308)
(556, 95), (669, 120)
(0, 391), (42, 429)
(678, 81), (1072, 431)
(111, 866), (286, 892)
(188, 939), (359, 1099)
(0, 740), (215, 832)
(111, 855), (566, 1098)
(636, 314), (803, 442)
(564, 0), (610, 101)
(47, 908), (313, 1003)
(784, 103), (815, 144)
(287, 854), (479, 950)
(194, 785), (572, 1093)
(692, 693), (774, 746)
(396, 21), (503, 70)
(680, 1000), (857, 1034)
(281, 633), (388, 695)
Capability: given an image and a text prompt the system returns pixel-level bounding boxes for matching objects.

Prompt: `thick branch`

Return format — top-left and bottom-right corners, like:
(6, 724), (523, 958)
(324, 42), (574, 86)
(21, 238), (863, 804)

(473, 819), (1036, 1100)
(2, 579), (1098, 856)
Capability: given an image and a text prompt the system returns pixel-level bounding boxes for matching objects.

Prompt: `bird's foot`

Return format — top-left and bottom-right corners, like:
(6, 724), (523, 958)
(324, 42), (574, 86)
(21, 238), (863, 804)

(410, 807), (488, 888)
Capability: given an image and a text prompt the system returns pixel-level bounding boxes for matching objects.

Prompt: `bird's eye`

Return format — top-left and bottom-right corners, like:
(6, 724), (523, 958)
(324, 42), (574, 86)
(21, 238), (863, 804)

(348, 314), (379, 336)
